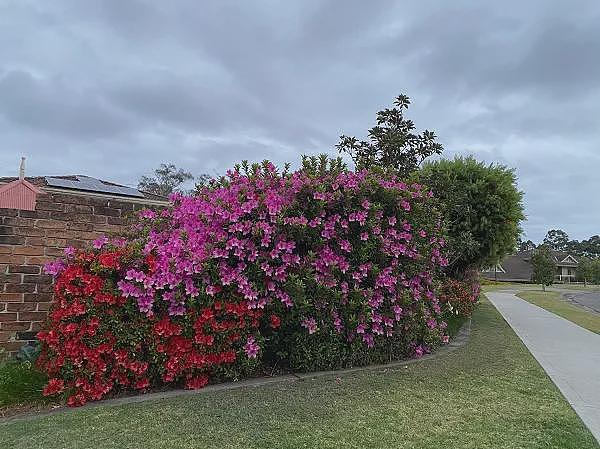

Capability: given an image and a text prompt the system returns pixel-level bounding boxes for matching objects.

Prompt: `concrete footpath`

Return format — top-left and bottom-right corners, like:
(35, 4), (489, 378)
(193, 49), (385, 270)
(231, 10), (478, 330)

(486, 291), (600, 443)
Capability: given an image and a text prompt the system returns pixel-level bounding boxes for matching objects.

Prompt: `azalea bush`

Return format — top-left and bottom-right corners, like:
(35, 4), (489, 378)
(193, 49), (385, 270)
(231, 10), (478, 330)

(37, 161), (450, 406)
(438, 278), (480, 319)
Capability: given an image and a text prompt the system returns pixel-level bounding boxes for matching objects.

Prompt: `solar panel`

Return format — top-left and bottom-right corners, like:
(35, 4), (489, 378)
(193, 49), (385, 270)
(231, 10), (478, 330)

(45, 176), (145, 198)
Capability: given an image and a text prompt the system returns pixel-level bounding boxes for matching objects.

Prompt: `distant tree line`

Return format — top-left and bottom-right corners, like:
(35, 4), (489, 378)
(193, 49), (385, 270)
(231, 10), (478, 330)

(518, 229), (600, 259)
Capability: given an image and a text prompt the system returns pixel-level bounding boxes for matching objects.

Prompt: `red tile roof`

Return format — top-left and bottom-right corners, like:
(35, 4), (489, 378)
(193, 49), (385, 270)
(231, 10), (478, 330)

(0, 178), (44, 211)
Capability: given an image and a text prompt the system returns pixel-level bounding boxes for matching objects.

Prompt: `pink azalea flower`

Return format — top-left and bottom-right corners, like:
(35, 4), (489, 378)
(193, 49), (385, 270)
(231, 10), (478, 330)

(244, 336), (260, 358)
(301, 317), (318, 334)
(93, 236), (109, 249)
(63, 246), (75, 258)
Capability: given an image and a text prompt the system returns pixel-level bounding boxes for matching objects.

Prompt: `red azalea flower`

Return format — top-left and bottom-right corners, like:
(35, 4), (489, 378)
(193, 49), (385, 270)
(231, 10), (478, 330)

(145, 254), (156, 272)
(98, 252), (121, 269)
(153, 317), (182, 338)
(42, 378), (65, 396)
(185, 375), (209, 390)
(67, 393), (87, 407)
(134, 377), (150, 390)
(269, 314), (281, 329)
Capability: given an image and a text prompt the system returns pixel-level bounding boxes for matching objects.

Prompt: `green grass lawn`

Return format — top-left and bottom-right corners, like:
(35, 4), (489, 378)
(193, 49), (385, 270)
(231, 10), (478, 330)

(1, 298), (597, 449)
(0, 359), (48, 414)
(517, 290), (600, 334)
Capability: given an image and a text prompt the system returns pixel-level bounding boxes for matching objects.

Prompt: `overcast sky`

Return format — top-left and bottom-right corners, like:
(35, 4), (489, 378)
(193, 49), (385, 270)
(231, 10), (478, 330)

(1, 1), (599, 243)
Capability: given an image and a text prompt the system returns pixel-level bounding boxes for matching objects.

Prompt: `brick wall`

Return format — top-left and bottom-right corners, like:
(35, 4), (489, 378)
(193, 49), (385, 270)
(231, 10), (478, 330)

(0, 190), (164, 356)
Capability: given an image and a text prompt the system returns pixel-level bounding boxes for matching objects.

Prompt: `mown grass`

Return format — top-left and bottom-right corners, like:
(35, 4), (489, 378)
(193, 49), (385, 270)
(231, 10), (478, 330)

(0, 358), (48, 413)
(1, 298), (597, 449)
(517, 290), (600, 334)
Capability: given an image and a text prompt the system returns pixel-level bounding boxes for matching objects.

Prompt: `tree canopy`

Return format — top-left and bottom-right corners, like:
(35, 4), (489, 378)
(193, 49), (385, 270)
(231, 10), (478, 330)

(531, 245), (557, 291)
(138, 163), (194, 197)
(336, 94), (443, 177)
(416, 156), (525, 277)
(543, 229), (570, 252)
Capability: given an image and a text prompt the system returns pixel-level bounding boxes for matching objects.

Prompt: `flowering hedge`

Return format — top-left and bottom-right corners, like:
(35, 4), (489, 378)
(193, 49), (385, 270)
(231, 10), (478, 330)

(38, 163), (450, 405)
(438, 278), (480, 318)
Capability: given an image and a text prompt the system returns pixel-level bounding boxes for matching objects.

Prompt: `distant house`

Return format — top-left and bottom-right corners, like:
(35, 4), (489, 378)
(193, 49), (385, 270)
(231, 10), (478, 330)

(482, 250), (581, 283)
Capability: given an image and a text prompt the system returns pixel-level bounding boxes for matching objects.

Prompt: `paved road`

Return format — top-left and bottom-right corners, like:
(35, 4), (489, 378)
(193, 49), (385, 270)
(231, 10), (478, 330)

(562, 291), (600, 313)
(486, 291), (600, 443)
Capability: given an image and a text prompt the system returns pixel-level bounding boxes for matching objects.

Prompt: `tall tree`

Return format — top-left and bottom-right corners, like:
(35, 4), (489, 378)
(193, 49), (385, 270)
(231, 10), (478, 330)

(519, 239), (537, 252)
(416, 156), (525, 277)
(531, 245), (557, 291)
(336, 94), (443, 177)
(577, 259), (594, 286)
(138, 163), (194, 197)
(579, 235), (600, 258)
(543, 229), (570, 251)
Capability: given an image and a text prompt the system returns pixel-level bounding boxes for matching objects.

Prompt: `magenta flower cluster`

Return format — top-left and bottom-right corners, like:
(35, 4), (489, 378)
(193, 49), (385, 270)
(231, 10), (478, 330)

(112, 163), (449, 358)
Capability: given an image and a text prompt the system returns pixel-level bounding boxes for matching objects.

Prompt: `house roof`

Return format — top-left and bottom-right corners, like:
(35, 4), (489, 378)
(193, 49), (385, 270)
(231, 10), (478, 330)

(0, 178), (45, 211)
(0, 175), (167, 203)
(483, 254), (534, 282)
(482, 249), (582, 282)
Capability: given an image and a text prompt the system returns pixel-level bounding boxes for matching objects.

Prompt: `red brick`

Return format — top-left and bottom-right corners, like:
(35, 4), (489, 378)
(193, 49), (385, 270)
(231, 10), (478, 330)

(23, 274), (52, 284)
(67, 222), (94, 232)
(1, 321), (31, 331)
(94, 224), (121, 234)
(13, 246), (45, 256)
(18, 311), (47, 321)
(6, 303), (37, 312)
(0, 303), (5, 312)
(24, 293), (52, 302)
(0, 208), (19, 217)
(65, 239), (87, 249)
(107, 217), (126, 226)
(0, 235), (26, 245)
(0, 312), (17, 321)
(30, 322), (43, 332)
(45, 247), (65, 257)
(51, 193), (91, 205)
(94, 206), (121, 217)
(35, 219), (67, 230)
(80, 231), (102, 240)
(26, 256), (52, 265)
(37, 284), (54, 293)
(0, 254), (26, 264)
(45, 238), (67, 247)
(37, 302), (52, 311)
(13, 227), (45, 237)
(25, 237), (46, 246)
(0, 225), (14, 235)
(0, 246), (12, 254)
(2, 341), (27, 351)
(0, 273), (21, 284)
(0, 331), (12, 341)
(5, 284), (36, 293)
(91, 215), (108, 225)
(8, 265), (40, 274)
(2, 217), (34, 227)
(71, 213), (94, 223)
(19, 210), (50, 219)
(35, 201), (65, 212)
(46, 229), (79, 239)
(0, 293), (23, 302)
(65, 204), (93, 213)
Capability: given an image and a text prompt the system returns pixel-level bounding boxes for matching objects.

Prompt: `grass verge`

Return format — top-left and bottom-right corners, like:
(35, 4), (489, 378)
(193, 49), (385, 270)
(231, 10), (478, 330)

(517, 291), (600, 334)
(1, 298), (597, 449)
(0, 358), (49, 415)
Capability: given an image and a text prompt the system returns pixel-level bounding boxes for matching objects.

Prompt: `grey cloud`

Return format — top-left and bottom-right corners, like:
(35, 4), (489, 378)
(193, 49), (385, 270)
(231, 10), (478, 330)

(0, 0), (599, 243)
(0, 70), (132, 139)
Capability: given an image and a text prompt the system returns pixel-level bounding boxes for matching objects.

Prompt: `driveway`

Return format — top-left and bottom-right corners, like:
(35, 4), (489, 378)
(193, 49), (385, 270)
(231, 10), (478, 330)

(486, 290), (600, 443)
